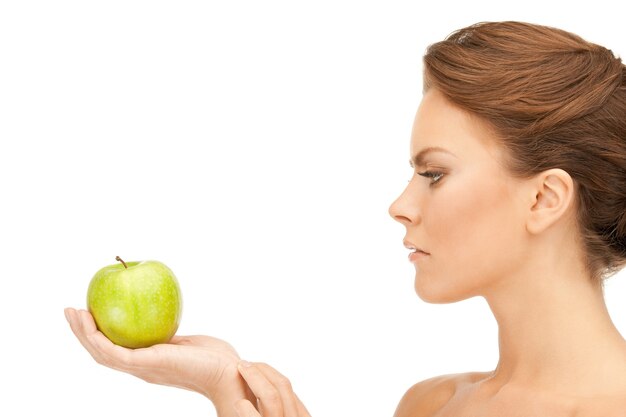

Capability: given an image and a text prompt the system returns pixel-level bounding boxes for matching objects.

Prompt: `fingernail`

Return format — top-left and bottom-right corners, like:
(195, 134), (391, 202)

(64, 308), (71, 323)
(238, 360), (253, 369)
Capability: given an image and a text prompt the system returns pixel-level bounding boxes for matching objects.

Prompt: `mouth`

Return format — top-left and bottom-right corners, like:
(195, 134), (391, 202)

(408, 251), (428, 262)
(403, 240), (429, 255)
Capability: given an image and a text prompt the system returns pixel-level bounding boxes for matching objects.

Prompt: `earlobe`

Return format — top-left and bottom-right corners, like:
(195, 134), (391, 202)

(526, 169), (575, 235)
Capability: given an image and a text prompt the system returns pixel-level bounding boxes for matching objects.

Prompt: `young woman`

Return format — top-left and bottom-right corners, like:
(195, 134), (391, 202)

(65, 21), (626, 416)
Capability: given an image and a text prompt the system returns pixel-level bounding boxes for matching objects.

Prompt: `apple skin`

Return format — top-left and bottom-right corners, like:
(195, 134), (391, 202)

(87, 259), (182, 349)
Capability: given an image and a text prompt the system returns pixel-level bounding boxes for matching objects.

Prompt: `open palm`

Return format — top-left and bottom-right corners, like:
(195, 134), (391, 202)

(65, 308), (252, 404)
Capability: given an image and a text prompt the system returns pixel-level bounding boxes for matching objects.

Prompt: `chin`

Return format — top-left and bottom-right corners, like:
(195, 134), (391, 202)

(414, 274), (476, 304)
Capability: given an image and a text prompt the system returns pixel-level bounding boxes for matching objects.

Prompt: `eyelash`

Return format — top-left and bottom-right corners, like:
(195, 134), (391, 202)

(408, 171), (445, 185)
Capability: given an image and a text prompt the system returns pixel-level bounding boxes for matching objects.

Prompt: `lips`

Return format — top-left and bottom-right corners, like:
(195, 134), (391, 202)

(403, 239), (429, 255)
(408, 250), (428, 262)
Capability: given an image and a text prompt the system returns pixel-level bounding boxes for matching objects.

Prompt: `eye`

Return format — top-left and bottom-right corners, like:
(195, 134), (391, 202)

(418, 170), (444, 185)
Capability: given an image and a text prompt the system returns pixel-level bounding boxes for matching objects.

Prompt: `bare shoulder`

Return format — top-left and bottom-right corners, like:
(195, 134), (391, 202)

(393, 371), (492, 417)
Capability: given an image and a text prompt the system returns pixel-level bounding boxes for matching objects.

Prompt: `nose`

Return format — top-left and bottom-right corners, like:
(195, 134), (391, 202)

(388, 184), (419, 226)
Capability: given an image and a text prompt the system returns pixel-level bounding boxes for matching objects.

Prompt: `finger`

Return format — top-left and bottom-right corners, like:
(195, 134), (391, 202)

(234, 399), (261, 417)
(253, 363), (300, 417)
(293, 392), (312, 417)
(68, 309), (189, 373)
(65, 308), (134, 371)
(78, 309), (140, 370)
(237, 361), (284, 417)
(65, 307), (107, 365)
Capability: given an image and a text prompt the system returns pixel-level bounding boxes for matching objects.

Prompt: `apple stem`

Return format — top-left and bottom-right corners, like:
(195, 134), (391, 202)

(116, 256), (128, 269)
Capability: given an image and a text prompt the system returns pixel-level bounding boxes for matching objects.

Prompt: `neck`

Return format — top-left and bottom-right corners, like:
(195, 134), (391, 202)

(483, 254), (626, 397)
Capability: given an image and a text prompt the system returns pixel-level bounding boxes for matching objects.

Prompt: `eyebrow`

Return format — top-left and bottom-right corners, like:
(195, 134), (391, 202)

(409, 146), (457, 168)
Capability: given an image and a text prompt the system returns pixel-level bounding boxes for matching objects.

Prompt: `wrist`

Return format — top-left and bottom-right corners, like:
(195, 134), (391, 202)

(213, 393), (256, 417)
(214, 400), (239, 417)
(212, 382), (257, 417)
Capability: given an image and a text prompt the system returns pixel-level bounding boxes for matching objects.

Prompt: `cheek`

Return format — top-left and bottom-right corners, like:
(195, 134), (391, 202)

(428, 180), (507, 245)
(422, 178), (520, 295)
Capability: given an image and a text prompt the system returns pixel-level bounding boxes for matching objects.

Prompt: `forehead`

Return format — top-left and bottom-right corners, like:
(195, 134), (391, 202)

(410, 89), (502, 163)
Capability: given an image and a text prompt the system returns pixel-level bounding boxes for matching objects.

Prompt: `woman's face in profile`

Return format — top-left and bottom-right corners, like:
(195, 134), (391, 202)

(389, 89), (529, 303)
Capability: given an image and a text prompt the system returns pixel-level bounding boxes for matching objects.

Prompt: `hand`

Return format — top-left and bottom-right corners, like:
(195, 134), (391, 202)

(234, 361), (312, 417)
(64, 307), (253, 410)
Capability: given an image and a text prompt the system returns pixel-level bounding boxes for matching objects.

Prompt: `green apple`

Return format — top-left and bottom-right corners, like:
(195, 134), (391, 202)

(87, 256), (182, 349)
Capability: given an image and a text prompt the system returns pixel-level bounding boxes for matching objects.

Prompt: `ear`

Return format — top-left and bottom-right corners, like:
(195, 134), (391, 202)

(525, 168), (576, 236)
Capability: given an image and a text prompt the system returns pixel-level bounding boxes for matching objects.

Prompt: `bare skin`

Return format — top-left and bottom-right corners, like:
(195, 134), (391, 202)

(388, 89), (626, 416)
(394, 371), (626, 417)
(64, 308), (311, 417)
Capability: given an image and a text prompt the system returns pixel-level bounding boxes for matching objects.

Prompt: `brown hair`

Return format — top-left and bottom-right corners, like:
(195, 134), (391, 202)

(423, 21), (626, 282)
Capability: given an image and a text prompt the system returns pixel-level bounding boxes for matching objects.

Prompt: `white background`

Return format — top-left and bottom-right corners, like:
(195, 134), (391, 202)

(1, 1), (625, 416)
